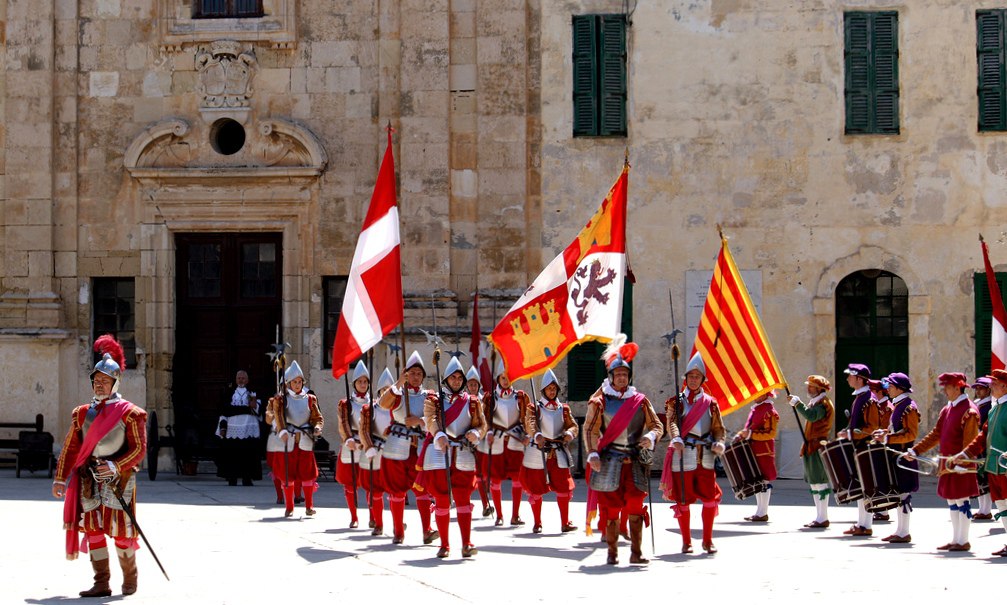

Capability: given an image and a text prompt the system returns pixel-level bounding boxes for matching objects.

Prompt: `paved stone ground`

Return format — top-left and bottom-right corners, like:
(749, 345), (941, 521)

(4, 469), (1004, 604)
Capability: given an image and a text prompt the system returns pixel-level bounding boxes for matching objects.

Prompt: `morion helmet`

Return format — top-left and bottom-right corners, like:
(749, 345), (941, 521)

(91, 335), (126, 394)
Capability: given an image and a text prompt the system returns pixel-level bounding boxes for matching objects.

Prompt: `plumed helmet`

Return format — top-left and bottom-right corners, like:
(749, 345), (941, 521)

(91, 335), (126, 393)
(442, 356), (465, 385)
(284, 360), (304, 383)
(602, 334), (639, 380)
(685, 351), (706, 378)
(539, 369), (560, 396)
(466, 365), (480, 382)
(351, 360), (370, 383)
(406, 350), (426, 375)
(376, 367), (395, 392)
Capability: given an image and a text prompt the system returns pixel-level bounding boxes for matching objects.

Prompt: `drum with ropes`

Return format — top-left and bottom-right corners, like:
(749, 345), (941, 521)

(721, 439), (767, 500)
(818, 439), (863, 504)
(855, 441), (900, 512)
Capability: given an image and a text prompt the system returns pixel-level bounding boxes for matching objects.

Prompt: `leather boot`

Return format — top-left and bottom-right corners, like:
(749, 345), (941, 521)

(629, 515), (649, 564)
(79, 548), (112, 598)
(117, 546), (138, 596)
(605, 519), (620, 565)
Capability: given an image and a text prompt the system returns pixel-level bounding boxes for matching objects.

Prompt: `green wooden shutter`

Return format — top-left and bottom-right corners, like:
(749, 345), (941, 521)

(573, 15), (599, 137)
(845, 13), (872, 134)
(872, 12), (899, 134)
(974, 272), (1007, 375)
(978, 10), (1006, 132)
(599, 15), (627, 137)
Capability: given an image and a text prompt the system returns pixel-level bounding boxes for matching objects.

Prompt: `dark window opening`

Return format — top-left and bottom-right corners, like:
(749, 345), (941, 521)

(194, 0), (263, 19)
(210, 119), (246, 156)
(323, 277), (349, 370)
(93, 277), (137, 368)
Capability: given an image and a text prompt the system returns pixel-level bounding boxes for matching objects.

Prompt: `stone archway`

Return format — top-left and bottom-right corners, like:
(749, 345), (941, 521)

(813, 246), (931, 407)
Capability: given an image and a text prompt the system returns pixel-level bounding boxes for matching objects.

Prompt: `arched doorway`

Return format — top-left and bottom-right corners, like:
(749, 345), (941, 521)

(834, 269), (909, 426)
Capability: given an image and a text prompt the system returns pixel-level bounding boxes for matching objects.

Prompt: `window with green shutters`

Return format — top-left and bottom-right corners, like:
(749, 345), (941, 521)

(844, 11), (900, 135)
(974, 272), (1007, 375)
(978, 10), (1007, 131)
(572, 14), (627, 137)
(566, 279), (632, 400)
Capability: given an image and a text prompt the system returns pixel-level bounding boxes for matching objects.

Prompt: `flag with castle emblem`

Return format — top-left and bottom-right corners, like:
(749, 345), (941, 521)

(692, 232), (787, 415)
(489, 164), (628, 381)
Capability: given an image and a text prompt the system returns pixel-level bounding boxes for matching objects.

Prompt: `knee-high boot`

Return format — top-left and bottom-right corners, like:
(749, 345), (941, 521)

(629, 515), (648, 564)
(79, 547), (112, 598)
(605, 518), (620, 565)
(116, 545), (138, 596)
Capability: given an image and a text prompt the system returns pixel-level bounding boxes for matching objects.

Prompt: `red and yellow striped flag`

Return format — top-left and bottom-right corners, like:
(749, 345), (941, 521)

(692, 234), (787, 415)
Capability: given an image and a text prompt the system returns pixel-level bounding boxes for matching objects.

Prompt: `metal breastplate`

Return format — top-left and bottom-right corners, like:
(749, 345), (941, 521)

(285, 394), (310, 426)
(492, 392), (521, 429)
(602, 396), (645, 447)
(83, 405), (127, 458)
(348, 399), (364, 433)
(372, 406), (392, 438)
(393, 389), (427, 425)
(683, 398), (711, 437)
(444, 395), (472, 439)
(538, 403), (566, 440)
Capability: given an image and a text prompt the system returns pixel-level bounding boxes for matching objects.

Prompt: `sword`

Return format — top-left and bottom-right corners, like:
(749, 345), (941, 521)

(92, 465), (169, 581)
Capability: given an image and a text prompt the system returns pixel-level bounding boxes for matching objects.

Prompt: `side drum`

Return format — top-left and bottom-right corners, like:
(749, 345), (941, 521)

(721, 440), (767, 500)
(855, 441), (900, 513)
(818, 439), (863, 504)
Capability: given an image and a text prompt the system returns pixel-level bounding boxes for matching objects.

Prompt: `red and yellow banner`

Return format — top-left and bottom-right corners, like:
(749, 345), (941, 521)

(489, 166), (628, 382)
(693, 235), (787, 415)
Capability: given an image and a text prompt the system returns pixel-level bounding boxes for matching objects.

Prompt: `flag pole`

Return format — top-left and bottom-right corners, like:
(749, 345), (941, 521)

(387, 119), (408, 374)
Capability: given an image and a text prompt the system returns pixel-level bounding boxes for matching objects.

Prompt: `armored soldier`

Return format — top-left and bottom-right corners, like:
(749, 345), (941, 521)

(789, 375), (835, 528)
(663, 352), (726, 555)
(466, 366), (494, 518)
(335, 361), (370, 529)
(359, 367), (396, 537)
(585, 337), (663, 565)
(266, 360), (323, 518)
(477, 360), (531, 527)
(53, 335), (148, 597)
(907, 372), (980, 552)
(521, 369), (578, 534)
(377, 351), (438, 545)
(422, 356), (488, 558)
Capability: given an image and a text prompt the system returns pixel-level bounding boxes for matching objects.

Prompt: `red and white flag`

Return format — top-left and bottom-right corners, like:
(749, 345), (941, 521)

(469, 292), (494, 392)
(331, 130), (403, 378)
(981, 236), (1007, 372)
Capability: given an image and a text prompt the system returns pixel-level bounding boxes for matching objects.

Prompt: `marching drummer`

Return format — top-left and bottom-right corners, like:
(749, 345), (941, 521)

(868, 378), (894, 522)
(970, 376), (995, 521)
(871, 372), (920, 544)
(789, 375), (835, 528)
(906, 372), (980, 552)
(838, 363), (881, 537)
(734, 390), (779, 522)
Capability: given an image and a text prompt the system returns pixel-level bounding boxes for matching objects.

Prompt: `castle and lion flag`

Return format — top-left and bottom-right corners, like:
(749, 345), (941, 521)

(489, 165), (628, 382)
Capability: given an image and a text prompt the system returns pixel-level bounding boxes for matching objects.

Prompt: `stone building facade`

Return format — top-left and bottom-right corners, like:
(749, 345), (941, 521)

(0, 0), (1003, 472)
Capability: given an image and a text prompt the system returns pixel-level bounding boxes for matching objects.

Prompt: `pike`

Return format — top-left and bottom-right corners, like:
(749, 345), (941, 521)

(93, 467), (170, 581)
(666, 290), (685, 553)
(367, 349), (376, 520)
(431, 296), (453, 508)
(343, 359), (359, 511)
(268, 327), (292, 499)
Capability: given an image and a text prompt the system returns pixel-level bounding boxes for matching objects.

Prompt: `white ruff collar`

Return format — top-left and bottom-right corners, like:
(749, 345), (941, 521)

(602, 379), (637, 399)
(808, 392), (826, 407)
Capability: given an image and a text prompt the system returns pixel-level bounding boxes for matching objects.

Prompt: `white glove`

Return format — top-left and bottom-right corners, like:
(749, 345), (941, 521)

(365, 447), (378, 459)
(789, 395), (802, 407)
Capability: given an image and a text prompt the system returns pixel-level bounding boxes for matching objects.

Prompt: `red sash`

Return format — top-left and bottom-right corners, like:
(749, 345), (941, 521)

(63, 399), (132, 558)
(680, 392), (712, 436)
(598, 392), (645, 450)
(443, 393), (469, 428)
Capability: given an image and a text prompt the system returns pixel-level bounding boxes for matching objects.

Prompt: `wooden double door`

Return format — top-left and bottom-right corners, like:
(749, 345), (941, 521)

(173, 233), (282, 455)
